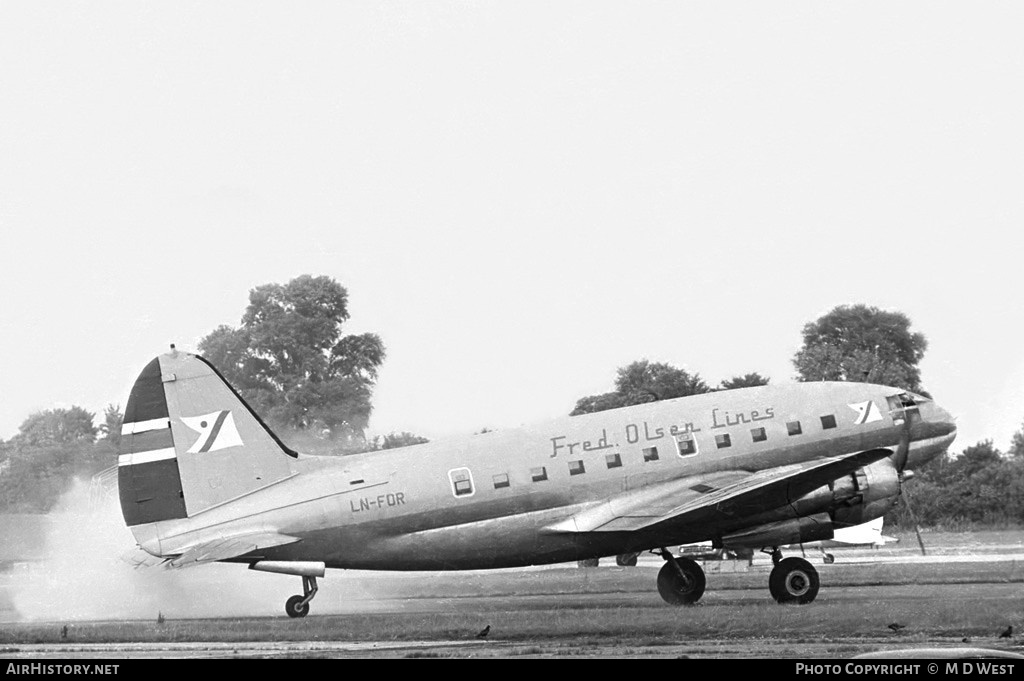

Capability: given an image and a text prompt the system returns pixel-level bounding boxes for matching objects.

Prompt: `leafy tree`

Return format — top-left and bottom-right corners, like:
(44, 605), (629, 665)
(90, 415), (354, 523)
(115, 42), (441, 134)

(14, 407), (97, 447)
(198, 275), (386, 443)
(375, 432), (429, 450)
(571, 360), (711, 415)
(570, 391), (629, 416)
(98, 404), (123, 447)
(719, 373), (770, 390)
(891, 439), (1024, 528)
(793, 304), (928, 393)
(1009, 419), (1024, 459)
(954, 440), (1003, 479)
(0, 405), (117, 513)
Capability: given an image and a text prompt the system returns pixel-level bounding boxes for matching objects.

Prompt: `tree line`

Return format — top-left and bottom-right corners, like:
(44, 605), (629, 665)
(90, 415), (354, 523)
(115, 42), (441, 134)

(1, 277), (1019, 532)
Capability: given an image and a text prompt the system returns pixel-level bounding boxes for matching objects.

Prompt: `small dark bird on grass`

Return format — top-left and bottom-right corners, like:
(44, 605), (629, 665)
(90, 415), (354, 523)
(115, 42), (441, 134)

(888, 623), (906, 634)
(962, 637), (971, 644)
(60, 625), (68, 639)
(476, 625), (490, 639)
(999, 625), (1013, 639)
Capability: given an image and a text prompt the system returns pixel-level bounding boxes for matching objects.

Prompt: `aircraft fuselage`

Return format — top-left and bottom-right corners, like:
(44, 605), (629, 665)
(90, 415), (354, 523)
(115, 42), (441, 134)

(127, 380), (955, 571)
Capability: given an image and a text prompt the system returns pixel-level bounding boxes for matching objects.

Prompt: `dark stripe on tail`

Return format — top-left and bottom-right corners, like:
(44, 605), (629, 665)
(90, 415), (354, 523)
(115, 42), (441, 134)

(118, 459), (187, 525)
(123, 358), (169, 423)
(122, 427), (174, 453)
(119, 357), (187, 526)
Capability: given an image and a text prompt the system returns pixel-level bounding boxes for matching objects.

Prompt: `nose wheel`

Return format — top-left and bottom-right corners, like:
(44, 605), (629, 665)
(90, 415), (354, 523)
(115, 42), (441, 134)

(285, 575), (319, 618)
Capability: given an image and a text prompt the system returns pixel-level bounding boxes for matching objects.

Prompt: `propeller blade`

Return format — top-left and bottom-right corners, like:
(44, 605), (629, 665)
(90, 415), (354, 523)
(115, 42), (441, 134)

(899, 478), (927, 556)
(893, 429), (911, 473)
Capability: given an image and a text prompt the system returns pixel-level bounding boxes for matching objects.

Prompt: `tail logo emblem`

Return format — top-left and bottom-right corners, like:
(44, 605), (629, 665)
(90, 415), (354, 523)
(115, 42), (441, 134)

(181, 410), (243, 453)
(848, 400), (882, 425)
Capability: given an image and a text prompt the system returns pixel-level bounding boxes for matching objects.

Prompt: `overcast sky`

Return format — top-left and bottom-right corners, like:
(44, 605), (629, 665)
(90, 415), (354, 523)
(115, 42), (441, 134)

(1, 2), (1022, 452)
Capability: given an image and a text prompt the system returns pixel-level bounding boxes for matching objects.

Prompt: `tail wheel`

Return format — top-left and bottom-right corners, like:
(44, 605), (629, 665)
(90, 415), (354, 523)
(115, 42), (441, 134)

(285, 594), (309, 618)
(657, 557), (706, 605)
(769, 557), (819, 604)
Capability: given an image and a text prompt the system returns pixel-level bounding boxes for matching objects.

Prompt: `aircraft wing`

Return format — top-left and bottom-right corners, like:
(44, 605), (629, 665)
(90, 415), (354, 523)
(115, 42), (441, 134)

(166, 532), (302, 568)
(543, 447), (893, 534)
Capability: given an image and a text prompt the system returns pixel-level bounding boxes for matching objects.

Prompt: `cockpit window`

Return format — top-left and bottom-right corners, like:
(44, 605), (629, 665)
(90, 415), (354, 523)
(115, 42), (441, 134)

(895, 392), (928, 407)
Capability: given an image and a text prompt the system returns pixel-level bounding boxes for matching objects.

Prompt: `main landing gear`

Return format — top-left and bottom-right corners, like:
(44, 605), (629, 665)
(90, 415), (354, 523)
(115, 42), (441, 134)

(763, 547), (820, 605)
(284, 575), (319, 618)
(655, 548), (706, 605)
(654, 547), (819, 606)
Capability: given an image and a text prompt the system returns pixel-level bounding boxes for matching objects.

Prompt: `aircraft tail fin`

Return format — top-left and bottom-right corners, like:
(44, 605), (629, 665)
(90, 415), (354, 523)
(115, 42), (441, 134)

(118, 349), (297, 528)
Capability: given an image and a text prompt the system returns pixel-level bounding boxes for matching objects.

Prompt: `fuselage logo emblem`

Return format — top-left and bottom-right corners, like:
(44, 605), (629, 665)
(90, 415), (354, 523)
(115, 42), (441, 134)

(848, 400), (882, 425)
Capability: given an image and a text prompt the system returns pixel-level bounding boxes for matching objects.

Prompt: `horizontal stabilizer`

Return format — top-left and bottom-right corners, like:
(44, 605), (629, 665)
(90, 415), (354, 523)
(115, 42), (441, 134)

(120, 548), (172, 570)
(167, 532), (301, 568)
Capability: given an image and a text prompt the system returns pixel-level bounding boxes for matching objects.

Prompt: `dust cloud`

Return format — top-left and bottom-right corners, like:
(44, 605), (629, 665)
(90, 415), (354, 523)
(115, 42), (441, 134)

(8, 479), (397, 622)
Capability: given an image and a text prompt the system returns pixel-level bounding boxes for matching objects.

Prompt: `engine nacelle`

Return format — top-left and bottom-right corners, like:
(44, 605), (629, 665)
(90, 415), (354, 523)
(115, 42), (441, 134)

(720, 512), (834, 550)
(830, 459), (901, 527)
(717, 459), (902, 550)
(789, 458), (901, 527)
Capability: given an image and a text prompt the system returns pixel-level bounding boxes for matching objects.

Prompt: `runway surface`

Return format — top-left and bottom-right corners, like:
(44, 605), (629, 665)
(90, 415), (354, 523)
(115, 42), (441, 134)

(3, 535), (1023, 658)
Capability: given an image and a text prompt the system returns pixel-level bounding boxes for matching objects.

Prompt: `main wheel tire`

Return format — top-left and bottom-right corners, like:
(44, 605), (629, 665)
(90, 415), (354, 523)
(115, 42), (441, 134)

(615, 553), (639, 567)
(769, 557), (819, 604)
(285, 594), (309, 618)
(657, 557), (706, 605)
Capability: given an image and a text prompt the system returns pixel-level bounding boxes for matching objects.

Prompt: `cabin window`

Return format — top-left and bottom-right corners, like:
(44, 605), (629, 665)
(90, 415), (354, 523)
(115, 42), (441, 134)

(751, 427), (767, 442)
(492, 473), (510, 489)
(676, 432), (698, 457)
(531, 466), (548, 482)
(715, 433), (731, 449)
(605, 453), (622, 469)
(787, 421), (802, 436)
(642, 446), (659, 462)
(569, 460), (586, 476)
(448, 468), (475, 497)
(820, 414), (837, 430)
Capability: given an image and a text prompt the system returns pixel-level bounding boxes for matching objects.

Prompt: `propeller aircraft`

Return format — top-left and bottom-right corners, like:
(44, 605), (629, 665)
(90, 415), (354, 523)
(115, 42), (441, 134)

(117, 349), (956, 616)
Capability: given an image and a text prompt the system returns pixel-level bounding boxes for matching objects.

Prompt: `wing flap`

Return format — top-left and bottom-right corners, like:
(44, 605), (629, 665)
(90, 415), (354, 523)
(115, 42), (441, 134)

(544, 448), (893, 534)
(167, 532), (301, 568)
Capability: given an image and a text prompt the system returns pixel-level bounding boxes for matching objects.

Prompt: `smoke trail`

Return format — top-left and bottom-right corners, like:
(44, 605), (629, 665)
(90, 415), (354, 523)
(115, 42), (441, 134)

(7, 478), (400, 621)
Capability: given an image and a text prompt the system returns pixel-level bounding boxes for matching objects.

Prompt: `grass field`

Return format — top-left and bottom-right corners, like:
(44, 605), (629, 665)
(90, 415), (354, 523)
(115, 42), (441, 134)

(2, 556), (1022, 648)
(1, 529), (1022, 657)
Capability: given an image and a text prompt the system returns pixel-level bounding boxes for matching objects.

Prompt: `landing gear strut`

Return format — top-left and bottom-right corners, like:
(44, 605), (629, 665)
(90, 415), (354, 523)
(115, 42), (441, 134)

(656, 548), (706, 605)
(762, 546), (784, 565)
(285, 575), (319, 618)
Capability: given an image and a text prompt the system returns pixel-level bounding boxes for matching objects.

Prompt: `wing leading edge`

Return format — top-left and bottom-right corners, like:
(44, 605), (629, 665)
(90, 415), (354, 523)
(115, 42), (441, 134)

(542, 448), (894, 534)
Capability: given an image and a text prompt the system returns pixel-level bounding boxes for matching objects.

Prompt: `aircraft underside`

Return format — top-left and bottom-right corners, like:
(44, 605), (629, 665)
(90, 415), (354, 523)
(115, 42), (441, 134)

(243, 458), (903, 616)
